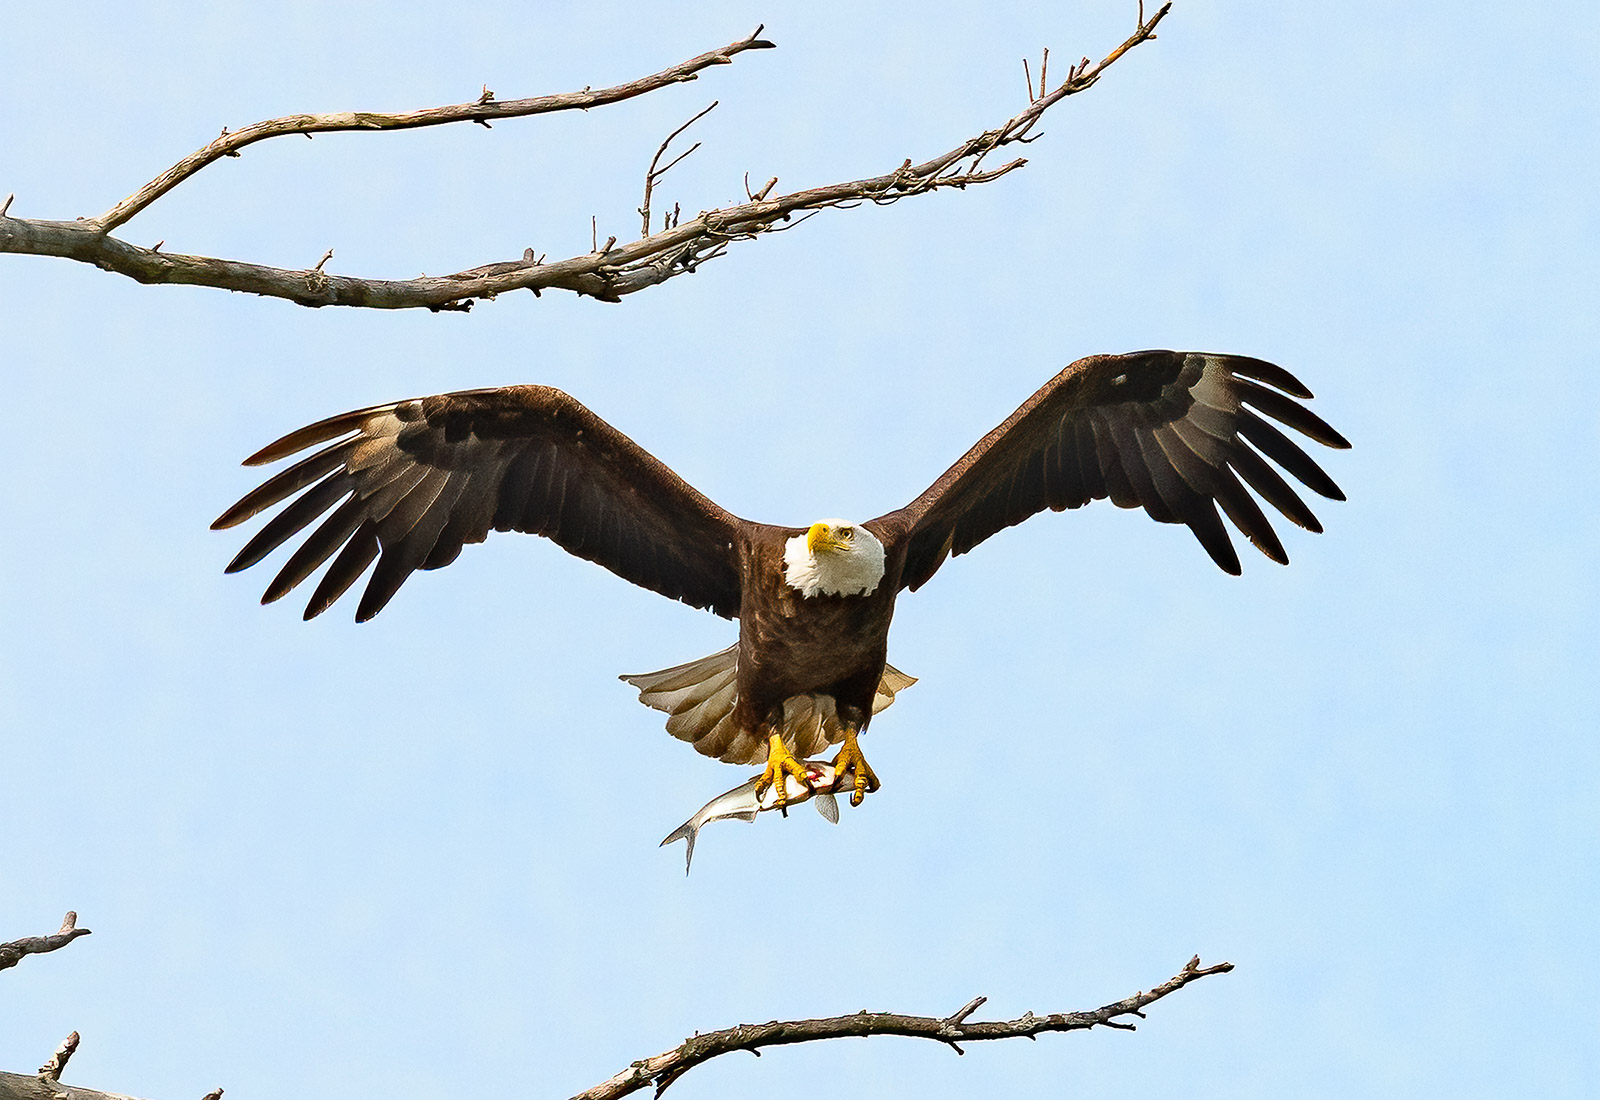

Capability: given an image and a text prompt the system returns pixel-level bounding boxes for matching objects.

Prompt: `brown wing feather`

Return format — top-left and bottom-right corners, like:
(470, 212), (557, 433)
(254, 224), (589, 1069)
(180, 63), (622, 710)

(213, 386), (746, 621)
(870, 351), (1350, 591)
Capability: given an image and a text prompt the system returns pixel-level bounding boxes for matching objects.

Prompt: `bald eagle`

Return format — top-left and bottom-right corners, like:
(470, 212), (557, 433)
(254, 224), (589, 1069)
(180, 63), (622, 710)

(214, 351), (1348, 806)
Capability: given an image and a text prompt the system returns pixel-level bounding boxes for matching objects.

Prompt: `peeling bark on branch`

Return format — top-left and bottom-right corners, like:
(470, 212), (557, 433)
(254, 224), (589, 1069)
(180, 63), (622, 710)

(38, 1036), (79, 1083)
(0, 1073), (146, 1100)
(0, 5), (1170, 314)
(0, 913), (91, 973)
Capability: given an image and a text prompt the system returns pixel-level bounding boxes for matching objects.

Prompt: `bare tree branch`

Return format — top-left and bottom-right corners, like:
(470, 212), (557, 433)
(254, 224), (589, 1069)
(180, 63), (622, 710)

(0, 912), (92, 973)
(0, 4), (1170, 314)
(90, 28), (775, 233)
(576, 955), (1232, 1100)
(0, 1071), (145, 1100)
(0, 1034), (216, 1100)
(0, 954), (1228, 1100)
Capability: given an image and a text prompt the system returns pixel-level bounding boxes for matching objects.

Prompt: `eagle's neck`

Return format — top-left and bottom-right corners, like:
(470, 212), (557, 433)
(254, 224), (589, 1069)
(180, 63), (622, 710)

(783, 520), (886, 598)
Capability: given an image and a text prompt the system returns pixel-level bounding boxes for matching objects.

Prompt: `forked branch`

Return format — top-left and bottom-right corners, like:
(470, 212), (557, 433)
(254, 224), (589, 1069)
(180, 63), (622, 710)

(0, 5), (1170, 314)
(0, 912), (91, 973)
(640, 102), (718, 237)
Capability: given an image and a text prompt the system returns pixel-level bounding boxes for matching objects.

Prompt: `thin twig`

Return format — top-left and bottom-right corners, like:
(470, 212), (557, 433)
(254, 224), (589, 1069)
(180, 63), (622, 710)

(0, 912), (92, 973)
(84, 28), (773, 232)
(573, 954), (1232, 1100)
(640, 101), (718, 236)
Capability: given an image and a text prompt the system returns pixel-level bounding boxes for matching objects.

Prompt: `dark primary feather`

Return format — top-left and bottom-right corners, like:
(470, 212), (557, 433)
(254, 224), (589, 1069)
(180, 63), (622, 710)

(213, 386), (746, 621)
(871, 351), (1350, 591)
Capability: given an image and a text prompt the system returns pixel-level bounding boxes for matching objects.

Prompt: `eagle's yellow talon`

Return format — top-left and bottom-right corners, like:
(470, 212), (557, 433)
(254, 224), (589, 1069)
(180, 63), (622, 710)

(831, 729), (880, 807)
(755, 732), (812, 812)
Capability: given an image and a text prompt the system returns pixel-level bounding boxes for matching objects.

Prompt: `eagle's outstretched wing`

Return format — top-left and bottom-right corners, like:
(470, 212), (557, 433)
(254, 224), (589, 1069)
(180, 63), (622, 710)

(213, 386), (746, 622)
(869, 351), (1350, 591)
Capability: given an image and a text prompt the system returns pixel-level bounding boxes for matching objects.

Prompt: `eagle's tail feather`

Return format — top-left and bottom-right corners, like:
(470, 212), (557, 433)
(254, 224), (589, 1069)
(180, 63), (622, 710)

(621, 647), (917, 767)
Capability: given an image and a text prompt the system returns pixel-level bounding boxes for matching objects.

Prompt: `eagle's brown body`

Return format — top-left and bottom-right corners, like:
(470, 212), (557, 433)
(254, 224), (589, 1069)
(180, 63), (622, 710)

(732, 523), (901, 750)
(213, 350), (1350, 783)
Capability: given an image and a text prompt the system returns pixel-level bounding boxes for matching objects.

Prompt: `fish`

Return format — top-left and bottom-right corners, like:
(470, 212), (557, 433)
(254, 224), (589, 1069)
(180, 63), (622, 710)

(661, 759), (856, 875)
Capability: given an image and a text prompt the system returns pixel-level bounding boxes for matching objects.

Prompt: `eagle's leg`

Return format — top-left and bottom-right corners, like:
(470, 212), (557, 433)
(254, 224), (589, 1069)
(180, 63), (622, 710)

(831, 724), (880, 807)
(754, 732), (812, 813)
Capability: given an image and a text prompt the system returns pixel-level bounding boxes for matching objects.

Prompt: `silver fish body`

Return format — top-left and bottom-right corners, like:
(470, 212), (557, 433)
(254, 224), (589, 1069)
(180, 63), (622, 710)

(661, 759), (849, 874)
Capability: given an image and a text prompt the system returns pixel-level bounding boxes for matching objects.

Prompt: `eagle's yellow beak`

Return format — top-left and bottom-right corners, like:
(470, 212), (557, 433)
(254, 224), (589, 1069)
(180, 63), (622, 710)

(807, 522), (836, 556)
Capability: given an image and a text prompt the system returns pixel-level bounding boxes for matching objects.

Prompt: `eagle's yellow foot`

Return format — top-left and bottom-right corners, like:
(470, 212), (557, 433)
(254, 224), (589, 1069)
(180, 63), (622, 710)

(831, 729), (880, 807)
(754, 733), (812, 814)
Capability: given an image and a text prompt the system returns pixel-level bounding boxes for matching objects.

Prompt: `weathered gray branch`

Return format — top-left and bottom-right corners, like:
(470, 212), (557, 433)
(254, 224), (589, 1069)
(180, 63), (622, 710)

(0, 912), (91, 973)
(91, 28), (776, 233)
(0, 1073), (145, 1100)
(0, 954), (1229, 1100)
(577, 955), (1233, 1100)
(0, 5), (1170, 314)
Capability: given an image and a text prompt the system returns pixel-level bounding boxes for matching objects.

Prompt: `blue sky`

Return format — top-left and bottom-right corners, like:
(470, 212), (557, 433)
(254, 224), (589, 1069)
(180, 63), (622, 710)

(3, 2), (1596, 1097)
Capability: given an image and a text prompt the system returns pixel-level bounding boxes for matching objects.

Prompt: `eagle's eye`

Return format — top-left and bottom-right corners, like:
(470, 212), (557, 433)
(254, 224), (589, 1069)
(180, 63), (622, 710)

(840, 526), (854, 540)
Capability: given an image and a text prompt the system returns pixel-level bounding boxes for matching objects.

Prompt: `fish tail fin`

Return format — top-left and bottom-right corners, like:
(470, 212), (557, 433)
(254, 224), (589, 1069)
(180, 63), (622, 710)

(660, 821), (699, 876)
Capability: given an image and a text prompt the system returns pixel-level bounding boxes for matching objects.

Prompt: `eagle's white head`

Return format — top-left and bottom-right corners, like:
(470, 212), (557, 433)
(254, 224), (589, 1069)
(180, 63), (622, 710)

(783, 519), (886, 598)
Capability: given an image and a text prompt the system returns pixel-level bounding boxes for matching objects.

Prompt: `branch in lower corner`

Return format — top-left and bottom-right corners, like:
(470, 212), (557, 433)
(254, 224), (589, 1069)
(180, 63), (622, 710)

(573, 953), (1232, 1100)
